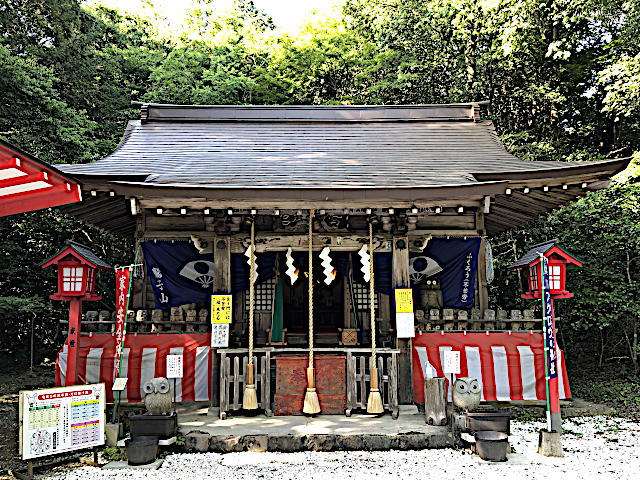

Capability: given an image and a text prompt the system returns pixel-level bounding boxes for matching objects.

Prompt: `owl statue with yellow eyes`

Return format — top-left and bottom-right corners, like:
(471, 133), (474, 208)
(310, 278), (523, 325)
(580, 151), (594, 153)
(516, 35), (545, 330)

(452, 377), (481, 412)
(143, 377), (172, 415)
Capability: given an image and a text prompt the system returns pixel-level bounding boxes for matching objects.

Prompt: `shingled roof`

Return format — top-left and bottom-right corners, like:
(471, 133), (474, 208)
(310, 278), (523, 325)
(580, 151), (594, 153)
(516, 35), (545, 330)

(57, 103), (630, 236)
(509, 239), (559, 268)
(58, 103), (626, 189)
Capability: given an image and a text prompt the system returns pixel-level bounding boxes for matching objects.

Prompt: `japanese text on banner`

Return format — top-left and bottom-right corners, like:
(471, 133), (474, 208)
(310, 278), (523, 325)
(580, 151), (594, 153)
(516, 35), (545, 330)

(541, 257), (558, 379)
(113, 268), (131, 380)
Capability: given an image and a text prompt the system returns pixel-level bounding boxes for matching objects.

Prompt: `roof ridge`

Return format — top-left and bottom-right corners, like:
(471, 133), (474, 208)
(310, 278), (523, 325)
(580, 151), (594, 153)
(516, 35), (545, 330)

(528, 238), (559, 249)
(134, 102), (481, 123)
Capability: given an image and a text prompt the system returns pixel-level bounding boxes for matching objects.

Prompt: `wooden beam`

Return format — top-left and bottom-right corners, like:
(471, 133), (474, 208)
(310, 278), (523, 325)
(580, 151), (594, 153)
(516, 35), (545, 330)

(489, 205), (537, 224)
(493, 195), (548, 215)
(229, 234), (394, 253)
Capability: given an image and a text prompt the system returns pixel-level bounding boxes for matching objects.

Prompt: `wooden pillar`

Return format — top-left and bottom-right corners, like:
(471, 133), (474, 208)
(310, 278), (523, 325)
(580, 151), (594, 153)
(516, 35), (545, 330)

(393, 235), (413, 405)
(212, 237), (231, 407)
(65, 298), (83, 386)
(213, 237), (231, 294)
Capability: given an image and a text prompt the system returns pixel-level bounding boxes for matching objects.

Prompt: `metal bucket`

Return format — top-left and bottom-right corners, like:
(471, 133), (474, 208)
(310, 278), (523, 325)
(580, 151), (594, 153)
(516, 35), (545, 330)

(126, 436), (159, 466)
(475, 430), (508, 462)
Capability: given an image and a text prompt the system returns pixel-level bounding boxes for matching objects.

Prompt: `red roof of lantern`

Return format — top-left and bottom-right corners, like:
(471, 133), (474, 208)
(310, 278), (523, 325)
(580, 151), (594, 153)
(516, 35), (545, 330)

(41, 240), (113, 270)
(0, 139), (82, 217)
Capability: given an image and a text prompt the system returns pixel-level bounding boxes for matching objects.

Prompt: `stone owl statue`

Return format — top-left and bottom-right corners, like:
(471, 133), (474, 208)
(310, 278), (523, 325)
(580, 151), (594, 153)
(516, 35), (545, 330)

(452, 377), (481, 411)
(143, 377), (172, 415)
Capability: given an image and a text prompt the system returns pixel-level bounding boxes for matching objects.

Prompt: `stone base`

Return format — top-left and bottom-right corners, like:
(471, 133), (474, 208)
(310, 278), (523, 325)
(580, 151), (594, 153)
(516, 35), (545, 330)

(189, 432), (454, 453)
(538, 430), (564, 457)
(179, 412), (455, 453)
(105, 423), (122, 447)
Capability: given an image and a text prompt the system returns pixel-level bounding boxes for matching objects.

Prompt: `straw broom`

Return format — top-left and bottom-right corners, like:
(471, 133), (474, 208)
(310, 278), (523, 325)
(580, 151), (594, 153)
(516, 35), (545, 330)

(243, 219), (258, 410)
(366, 221), (384, 414)
(303, 209), (321, 415)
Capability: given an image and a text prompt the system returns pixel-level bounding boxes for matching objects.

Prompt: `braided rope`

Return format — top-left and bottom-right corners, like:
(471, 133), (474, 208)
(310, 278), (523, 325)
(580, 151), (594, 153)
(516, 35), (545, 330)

(308, 209), (315, 366)
(249, 221), (255, 362)
(369, 222), (376, 368)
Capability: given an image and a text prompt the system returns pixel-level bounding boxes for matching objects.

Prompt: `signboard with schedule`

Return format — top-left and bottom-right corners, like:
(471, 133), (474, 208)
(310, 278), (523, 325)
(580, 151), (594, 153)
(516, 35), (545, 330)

(19, 384), (105, 460)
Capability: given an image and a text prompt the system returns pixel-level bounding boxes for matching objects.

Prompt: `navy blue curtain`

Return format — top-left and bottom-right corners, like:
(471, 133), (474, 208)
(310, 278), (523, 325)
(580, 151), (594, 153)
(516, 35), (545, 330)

(412, 237), (481, 308)
(141, 241), (214, 309)
(231, 252), (278, 293)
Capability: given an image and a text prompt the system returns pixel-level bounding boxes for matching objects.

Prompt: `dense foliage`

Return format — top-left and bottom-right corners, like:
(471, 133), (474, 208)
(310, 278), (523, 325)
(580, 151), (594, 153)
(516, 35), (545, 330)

(0, 0), (638, 374)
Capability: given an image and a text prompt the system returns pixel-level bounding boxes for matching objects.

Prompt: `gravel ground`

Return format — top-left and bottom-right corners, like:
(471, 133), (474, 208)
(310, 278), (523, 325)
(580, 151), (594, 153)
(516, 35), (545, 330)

(47, 416), (639, 480)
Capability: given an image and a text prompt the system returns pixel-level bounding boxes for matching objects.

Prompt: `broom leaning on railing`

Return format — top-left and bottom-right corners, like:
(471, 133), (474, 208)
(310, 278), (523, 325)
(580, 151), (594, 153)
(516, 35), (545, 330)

(303, 209), (321, 414)
(366, 220), (384, 414)
(243, 219), (258, 410)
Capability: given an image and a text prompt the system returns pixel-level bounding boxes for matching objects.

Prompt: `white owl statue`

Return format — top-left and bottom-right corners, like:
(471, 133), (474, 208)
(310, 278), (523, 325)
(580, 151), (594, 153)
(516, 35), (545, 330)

(143, 377), (172, 415)
(452, 377), (481, 412)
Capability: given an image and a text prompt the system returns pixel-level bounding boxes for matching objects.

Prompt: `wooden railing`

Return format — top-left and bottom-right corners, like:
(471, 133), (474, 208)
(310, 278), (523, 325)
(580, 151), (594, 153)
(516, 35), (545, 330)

(218, 349), (271, 419)
(346, 350), (399, 419)
(217, 347), (399, 419)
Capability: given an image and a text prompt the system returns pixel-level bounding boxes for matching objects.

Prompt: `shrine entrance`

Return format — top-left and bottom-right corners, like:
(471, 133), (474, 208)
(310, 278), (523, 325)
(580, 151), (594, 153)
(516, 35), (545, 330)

(282, 272), (344, 346)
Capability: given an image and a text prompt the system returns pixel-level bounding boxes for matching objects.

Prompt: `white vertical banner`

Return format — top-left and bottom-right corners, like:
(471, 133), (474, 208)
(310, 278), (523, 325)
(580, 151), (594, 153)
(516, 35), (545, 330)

(194, 346), (211, 401)
(85, 348), (104, 385)
(168, 348), (184, 402)
(139, 348), (157, 401)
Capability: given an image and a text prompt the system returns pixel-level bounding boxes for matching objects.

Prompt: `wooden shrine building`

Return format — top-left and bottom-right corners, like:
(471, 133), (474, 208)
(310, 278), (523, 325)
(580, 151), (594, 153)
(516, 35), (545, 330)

(52, 103), (628, 417)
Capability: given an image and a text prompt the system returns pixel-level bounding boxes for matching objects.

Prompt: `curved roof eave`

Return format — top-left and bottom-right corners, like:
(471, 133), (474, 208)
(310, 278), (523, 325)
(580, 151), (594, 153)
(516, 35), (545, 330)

(472, 157), (631, 182)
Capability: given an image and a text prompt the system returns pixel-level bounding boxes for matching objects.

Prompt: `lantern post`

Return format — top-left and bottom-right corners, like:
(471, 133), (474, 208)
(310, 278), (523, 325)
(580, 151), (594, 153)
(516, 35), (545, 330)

(510, 239), (583, 436)
(41, 241), (112, 386)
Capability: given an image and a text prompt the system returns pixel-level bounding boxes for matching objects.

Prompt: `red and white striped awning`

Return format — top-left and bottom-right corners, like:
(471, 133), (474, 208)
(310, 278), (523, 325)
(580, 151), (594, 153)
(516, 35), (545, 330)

(0, 140), (82, 217)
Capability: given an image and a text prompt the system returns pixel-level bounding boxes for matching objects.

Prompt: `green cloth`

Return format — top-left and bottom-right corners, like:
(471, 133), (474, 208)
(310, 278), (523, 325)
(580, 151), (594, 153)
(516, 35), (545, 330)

(270, 274), (284, 343)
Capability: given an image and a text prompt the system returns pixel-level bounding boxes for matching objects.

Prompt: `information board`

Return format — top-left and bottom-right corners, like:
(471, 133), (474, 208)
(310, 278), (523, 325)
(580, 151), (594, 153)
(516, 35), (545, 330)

(211, 323), (230, 347)
(166, 354), (184, 379)
(395, 288), (415, 338)
(211, 294), (232, 324)
(394, 288), (414, 313)
(20, 384), (105, 460)
(443, 350), (461, 374)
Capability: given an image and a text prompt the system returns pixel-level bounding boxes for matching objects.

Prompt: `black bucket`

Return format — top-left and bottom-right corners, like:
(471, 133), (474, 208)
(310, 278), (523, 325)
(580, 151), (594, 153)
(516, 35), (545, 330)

(126, 436), (159, 466)
(129, 412), (177, 439)
(475, 430), (508, 462)
(466, 409), (512, 435)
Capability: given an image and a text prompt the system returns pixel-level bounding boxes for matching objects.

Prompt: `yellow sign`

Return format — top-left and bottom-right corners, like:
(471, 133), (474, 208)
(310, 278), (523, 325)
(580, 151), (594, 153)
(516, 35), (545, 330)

(395, 288), (414, 313)
(211, 295), (232, 324)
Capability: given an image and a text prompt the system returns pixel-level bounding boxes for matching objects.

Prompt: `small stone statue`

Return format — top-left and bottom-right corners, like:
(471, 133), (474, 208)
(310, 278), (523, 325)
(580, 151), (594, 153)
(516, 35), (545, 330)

(143, 377), (172, 415)
(421, 279), (443, 309)
(452, 377), (481, 412)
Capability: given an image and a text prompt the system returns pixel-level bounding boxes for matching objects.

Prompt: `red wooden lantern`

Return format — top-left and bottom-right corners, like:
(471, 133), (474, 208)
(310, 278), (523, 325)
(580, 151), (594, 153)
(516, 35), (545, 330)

(510, 239), (582, 299)
(42, 241), (112, 385)
(42, 241), (110, 301)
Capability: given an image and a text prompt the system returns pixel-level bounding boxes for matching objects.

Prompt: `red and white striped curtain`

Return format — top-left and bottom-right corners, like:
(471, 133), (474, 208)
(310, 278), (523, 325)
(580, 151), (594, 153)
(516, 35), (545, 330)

(56, 333), (212, 403)
(412, 332), (571, 403)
